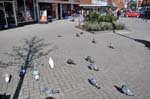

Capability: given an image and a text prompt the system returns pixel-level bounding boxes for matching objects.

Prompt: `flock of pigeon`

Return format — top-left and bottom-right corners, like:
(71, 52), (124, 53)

(66, 32), (134, 97)
(66, 55), (134, 96)
(3, 32), (134, 98)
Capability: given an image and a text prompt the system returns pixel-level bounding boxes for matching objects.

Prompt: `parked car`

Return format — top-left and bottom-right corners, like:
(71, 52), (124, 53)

(124, 11), (140, 17)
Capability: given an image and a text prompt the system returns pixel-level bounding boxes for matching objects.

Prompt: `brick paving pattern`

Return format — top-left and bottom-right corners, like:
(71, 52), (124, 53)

(0, 18), (150, 99)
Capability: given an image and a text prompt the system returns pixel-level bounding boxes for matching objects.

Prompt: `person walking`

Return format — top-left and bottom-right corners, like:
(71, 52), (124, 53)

(117, 10), (121, 19)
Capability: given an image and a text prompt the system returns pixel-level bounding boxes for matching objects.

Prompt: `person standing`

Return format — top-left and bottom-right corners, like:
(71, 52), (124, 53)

(117, 10), (121, 19)
(79, 11), (84, 26)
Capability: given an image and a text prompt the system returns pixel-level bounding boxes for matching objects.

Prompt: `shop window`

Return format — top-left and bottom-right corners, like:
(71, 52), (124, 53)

(25, 0), (35, 21)
(16, 0), (35, 22)
(16, 0), (26, 22)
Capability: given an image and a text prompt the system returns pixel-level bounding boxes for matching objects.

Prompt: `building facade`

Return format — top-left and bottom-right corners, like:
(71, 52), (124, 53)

(38, 0), (80, 20)
(79, 0), (108, 14)
(0, 0), (80, 29)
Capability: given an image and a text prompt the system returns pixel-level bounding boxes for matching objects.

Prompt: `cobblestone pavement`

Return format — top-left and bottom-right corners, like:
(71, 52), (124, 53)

(0, 18), (150, 99)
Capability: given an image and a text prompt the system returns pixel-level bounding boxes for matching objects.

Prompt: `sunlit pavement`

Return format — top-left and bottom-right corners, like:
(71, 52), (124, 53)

(0, 17), (150, 99)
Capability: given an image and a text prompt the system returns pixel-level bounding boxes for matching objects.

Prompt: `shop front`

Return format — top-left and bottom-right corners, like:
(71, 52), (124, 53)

(0, 0), (37, 29)
(38, 0), (80, 20)
(0, 0), (17, 28)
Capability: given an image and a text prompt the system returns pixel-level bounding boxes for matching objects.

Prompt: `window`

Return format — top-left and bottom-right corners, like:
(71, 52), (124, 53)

(25, 0), (35, 21)
(16, 0), (26, 22)
(16, 0), (35, 22)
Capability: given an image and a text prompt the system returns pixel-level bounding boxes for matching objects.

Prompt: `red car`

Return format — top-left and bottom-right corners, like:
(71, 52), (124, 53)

(124, 11), (140, 17)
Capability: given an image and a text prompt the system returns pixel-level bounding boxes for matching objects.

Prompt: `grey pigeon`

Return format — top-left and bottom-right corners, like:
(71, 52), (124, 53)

(85, 56), (94, 63)
(76, 33), (80, 37)
(67, 58), (76, 65)
(92, 38), (96, 44)
(88, 63), (99, 71)
(57, 35), (62, 37)
(80, 32), (83, 35)
(108, 43), (115, 49)
(88, 78), (101, 89)
(42, 88), (60, 97)
(121, 84), (134, 96)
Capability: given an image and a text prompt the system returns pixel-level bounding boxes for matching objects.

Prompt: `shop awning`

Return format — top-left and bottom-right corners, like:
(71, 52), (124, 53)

(38, 0), (80, 4)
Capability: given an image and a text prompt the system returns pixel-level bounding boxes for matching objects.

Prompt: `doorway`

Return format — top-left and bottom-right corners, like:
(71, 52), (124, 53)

(4, 2), (16, 27)
(0, 2), (7, 29)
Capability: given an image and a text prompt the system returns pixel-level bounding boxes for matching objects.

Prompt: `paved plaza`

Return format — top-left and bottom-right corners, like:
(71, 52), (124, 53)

(0, 18), (150, 99)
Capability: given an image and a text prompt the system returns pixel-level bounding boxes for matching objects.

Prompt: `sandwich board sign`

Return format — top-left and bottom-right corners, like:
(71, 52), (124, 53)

(40, 10), (48, 23)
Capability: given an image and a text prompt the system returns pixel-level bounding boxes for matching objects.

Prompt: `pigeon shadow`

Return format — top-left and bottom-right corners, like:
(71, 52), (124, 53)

(0, 94), (10, 99)
(46, 97), (56, 99)
(88, 66), (92, 70)
(8, 74), (12, 83)
(114, 85), (124, 94)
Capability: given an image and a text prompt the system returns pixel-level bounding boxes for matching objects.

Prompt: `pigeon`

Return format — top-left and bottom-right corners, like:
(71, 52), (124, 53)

(67, 58), (76, 65)
(19, 66), (25, 77)
(80, 32), (83, 35)
(4, 73), (11, 83)
(57, 35), (62, 37)
(88, 78), (101, 89)
(121, 84), (134, 96)
(92, 38), (96, 44)
(88, 63), (99, 71)
(42, 88), (60, 97)
(108, 43), (115, 49)
(33, 69), (40, 80)
(49, 57), (54, 68)
(85, 56), (94, 63)
(76, 33), (80, 37)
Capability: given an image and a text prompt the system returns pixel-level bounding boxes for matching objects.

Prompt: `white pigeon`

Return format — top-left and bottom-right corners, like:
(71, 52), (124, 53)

(121, 84), (134, 96)
(49, 57), (54, 68)
(33, 69), (40, 80)
(5, 73), (10, 83)
(35, 75), (40, 80)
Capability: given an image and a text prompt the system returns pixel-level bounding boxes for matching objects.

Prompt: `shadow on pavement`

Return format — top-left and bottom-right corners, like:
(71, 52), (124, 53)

(0, 36), (56, 99)
(134, 39), (150, 50)
(0, 94), (10, 99)
(46, 97), (56, 99)
(114, 32), (150, 51)
(114, 85), (124, 94)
